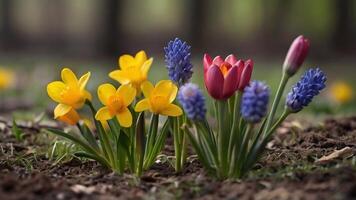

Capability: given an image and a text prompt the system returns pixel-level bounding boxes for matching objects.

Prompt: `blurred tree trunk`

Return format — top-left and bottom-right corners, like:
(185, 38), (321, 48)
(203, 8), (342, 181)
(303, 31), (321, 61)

(332, 0), (354, 52)
(101, 0), (123, 57)
(187, 0), (208, 52)
(0, 0), (15, 50)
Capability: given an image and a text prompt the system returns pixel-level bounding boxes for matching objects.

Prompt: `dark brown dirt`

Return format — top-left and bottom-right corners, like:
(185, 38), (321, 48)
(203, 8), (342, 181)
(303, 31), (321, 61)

(0, 116), (355, 200)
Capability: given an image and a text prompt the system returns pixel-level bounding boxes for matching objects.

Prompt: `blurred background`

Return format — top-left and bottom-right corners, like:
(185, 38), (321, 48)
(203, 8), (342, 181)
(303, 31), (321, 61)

(0, 0), (355, 116)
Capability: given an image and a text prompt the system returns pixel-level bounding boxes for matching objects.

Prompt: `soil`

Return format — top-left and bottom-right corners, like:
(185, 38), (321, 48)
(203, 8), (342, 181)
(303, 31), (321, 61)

(0, 116), (355, 200)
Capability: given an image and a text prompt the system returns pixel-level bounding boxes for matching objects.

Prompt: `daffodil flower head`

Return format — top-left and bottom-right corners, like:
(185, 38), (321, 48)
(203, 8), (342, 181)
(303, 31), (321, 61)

(135, 80), (183, 116)
(109, 50), (153, 93)
(95, 83), (136, 127)
(0, 68), (15, 90)
(47, 68), (91, 119)
(56, 107), (80, 125)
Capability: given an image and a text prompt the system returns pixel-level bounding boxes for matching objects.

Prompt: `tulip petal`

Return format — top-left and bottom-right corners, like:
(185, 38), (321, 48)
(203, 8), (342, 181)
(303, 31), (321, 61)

(205, 65), (224, 99)
(141, 81), (154, 98)
(98, 84), (116, 105)
(225, 54), (238, 65)
(54, 104), (72, 119)
(47, 81), (66, 102)
(109, 70), (131, 85)
(223, 65), (239, 99)
(135, 50), (148, 66)
(160, 104), (183, 116)
(61, 68), (78, 85)
(238, 60), (253, 91)
(95, 107), (113, 121)
(135, 99), (150, 112)
(203, 53), (213, 73)
(117, 84), (136, 106)
(140, 58), (153, 76)
(78, 72), (91, 90)
(168, 83), (178, 103)
(116, 108), (132, 127)
(119, 55), (135, 70)
(213, 56), (224, 66)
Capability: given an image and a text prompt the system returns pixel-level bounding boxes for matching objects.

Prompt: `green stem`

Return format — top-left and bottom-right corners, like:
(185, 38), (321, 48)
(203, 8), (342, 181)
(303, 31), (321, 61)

(216, 100), (228, 177)
(227, 91), (242, 163)
(174, 117), (182, 172)
(267, 109), (290, 138)
(235, 124), (253, 178)
(264, 73), (289, 136)
(145, 114), (159, 159)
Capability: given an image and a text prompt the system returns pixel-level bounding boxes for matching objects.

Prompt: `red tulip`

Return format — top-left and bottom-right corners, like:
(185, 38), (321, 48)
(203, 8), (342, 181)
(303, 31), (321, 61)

(204, 53), (246, 100)
(283, 35), (310, 76)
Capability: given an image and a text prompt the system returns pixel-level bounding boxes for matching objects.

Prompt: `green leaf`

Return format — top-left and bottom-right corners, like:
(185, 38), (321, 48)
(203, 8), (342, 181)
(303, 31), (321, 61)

(74, 151), (110, 167)
(135, 112), (145, 176)
(12, 119), (24, 142)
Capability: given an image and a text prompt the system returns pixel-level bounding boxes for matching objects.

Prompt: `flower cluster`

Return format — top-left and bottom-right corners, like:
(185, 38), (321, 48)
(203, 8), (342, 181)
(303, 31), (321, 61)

(45, 35), (326, 179)
(164, 38), (193, 85)
(241, 81), (270, 123)
(286, 68), (326, 112)
(178, 83), (206, 121)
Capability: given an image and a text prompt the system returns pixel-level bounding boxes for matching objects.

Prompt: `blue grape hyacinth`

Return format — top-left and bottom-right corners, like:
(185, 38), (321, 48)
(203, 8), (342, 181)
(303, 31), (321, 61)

(164, 38), (193, 85)
(178, 83), (206, 121)
(241, 81), (270, 123)
(286, 68), (326, 112)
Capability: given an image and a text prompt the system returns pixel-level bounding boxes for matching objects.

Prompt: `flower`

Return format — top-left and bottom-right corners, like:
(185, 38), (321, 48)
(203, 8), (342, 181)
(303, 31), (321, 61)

(47, 68), (91, 119)
(330, 81), (353, 104)
(135, 80), (183, 116)
(0, 68), (14, 90)
(241, 81), (270, 123)
(203, 53), (246, 100)
(164, 38), (193, 85)
(178, 83), (206, 120)
(286, 68), (326, 112)
(56, 107), (80, 125)
(95, 84), (136, 127)
(109, 51), (153, 93)
(283, 35), (310, 76)
(237, 59), (253, 91)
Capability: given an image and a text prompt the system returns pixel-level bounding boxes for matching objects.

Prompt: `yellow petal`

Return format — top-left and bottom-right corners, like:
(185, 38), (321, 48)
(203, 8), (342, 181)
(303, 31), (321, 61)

(117, 84), (136, 106)
(109, 70), (131, 85)
(119, 55), (135, 70)
(141, 81), (154, 98)
(61, 68), (78, 85)
(135, 99), (150, 112)
(168, 83), (178, 103)
(47, 81), (66, 102)
(58, 109), (80, 125)
(54, 104), (72, 118)
(154, 80), (174, 97)
(135, 50), (147, 66)
(140, 58), (153, 76)
(78, 72), (91, 90)
(83, 90), (92, 101)
(97, 84), (116, 105)
(95, 107), (113, 121)
(116, 108), (132, 127)
(160, 104), (183, 116)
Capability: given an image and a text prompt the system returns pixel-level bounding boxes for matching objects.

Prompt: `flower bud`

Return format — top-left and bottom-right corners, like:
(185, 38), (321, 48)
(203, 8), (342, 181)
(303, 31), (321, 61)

(283, 35), (310, 76)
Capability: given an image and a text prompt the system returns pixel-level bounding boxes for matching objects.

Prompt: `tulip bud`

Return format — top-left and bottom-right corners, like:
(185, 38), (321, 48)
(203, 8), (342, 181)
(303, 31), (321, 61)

(283, 35), (309, 76)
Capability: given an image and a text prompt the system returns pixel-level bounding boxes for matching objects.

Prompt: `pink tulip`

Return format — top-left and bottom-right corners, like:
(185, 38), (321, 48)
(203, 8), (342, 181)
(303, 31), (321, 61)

(204, 53), (249, 100)
(283, 35), (310, 76)
(236, 59), (253, 91)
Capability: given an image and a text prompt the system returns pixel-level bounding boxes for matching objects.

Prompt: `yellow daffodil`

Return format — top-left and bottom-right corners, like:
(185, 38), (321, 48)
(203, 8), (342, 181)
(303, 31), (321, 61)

(56, 107), (80, 125)
(135, 80), (183, 116)
(109, 50), (153, 93)
(330, 81), (353, 104)
(47, 68), (91, 118)
(95, 83), (136, 127)
(0, 68), (14, 90)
